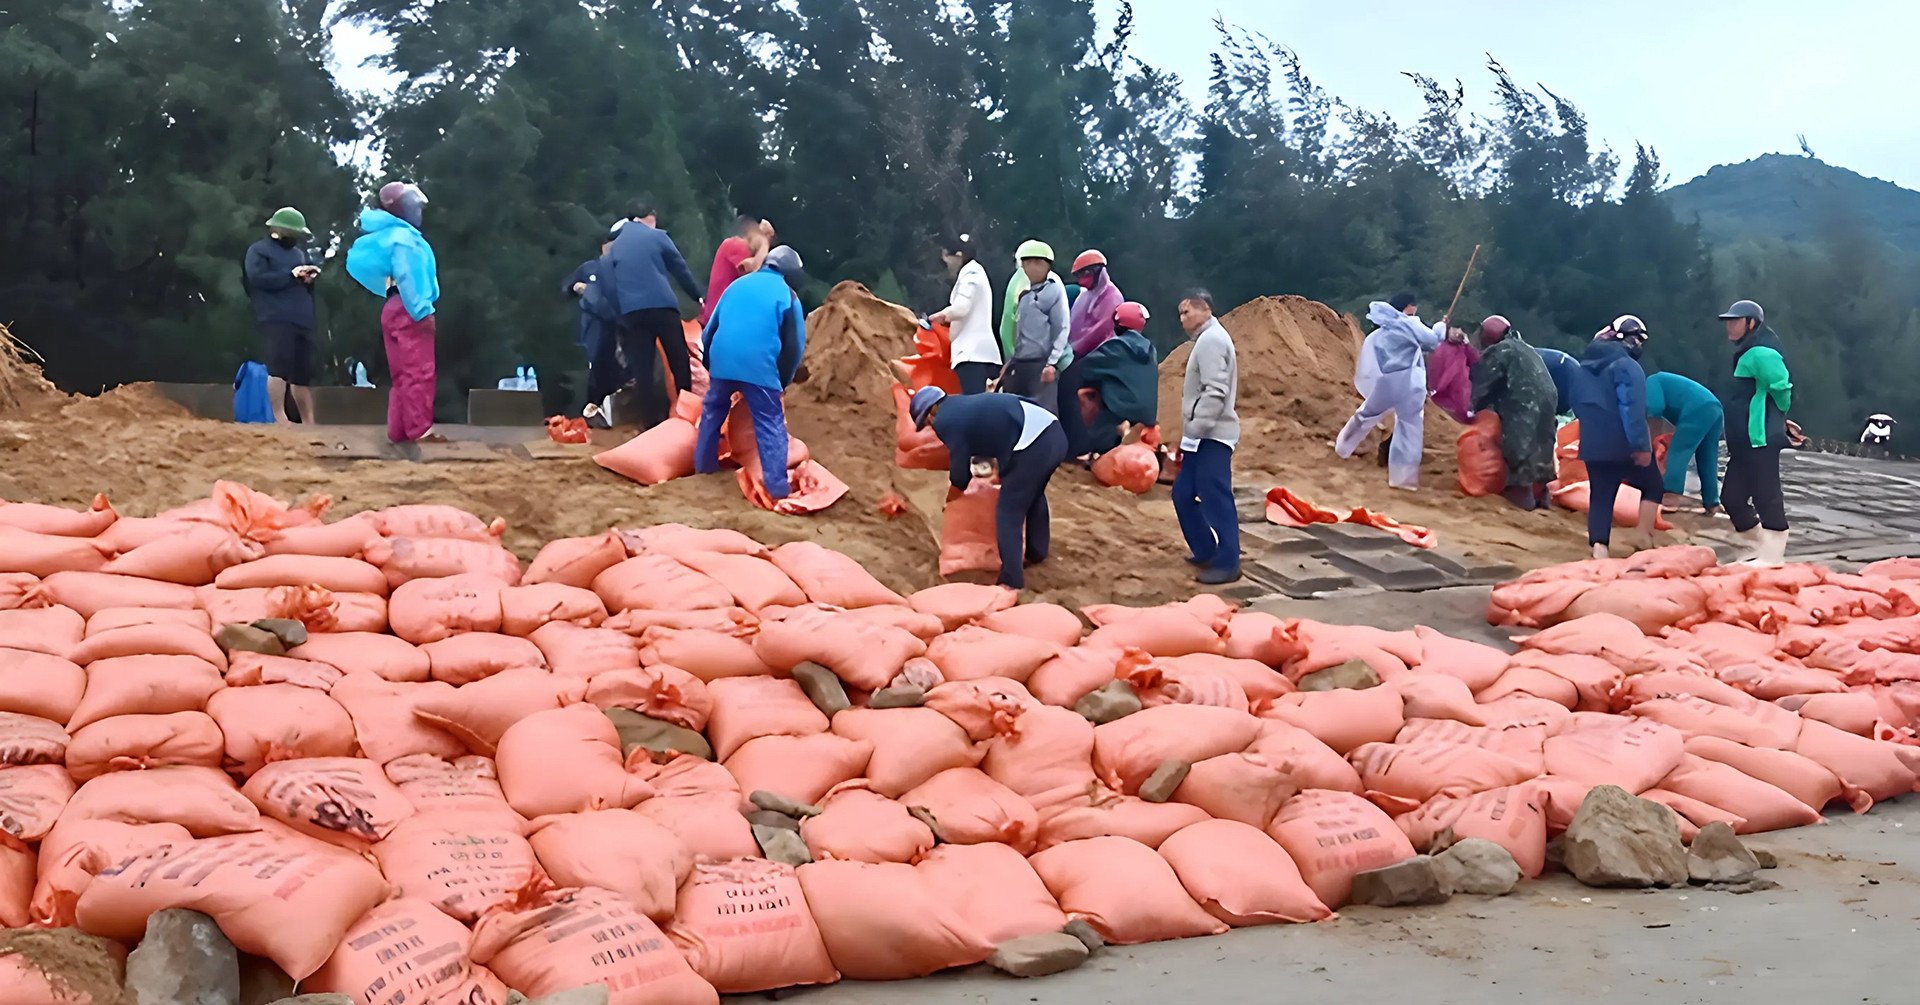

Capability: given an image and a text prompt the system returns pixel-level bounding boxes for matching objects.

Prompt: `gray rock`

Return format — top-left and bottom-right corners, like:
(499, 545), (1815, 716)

(753, 824), (812, 866)
(1138, 758), (1190, 803)
(750, 790), (822, 818)
(266, 997), (352, 1005)
(868, 683), (926, 709)
(1751, 846), (1778, 869)
(603, 708), (713, 761)
(906, 804), (943, 840)
(746, 809), (801, 832)
(1060, 919), (1105, 953)
(1688, 822), (1761, 885)
(1348, 855), (1451, 907)
(792, 662), (851, 718)
(1074, 681), (1141, 724)
(126, 909), (240, 1005)
(1433, 839), (1520, 896)
(249, 619), (309, 649)
(1701, 878), (1780, 894)
(1562, 785), (1687, 888)
(237, 954), (295, 1005)
(213, 623), (285, 657)
(1297, 659), (1381, 692)
(987, 932), (1091, 978)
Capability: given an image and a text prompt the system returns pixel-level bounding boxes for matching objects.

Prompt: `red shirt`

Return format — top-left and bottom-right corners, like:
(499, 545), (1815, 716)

(700, 237), (753, 325)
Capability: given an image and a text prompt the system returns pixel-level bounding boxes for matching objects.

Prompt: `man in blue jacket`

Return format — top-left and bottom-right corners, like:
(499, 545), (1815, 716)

(910, 386), (1067, 592)
(695, 246), (807, 501)
(563, 226), (623, 420)
(604, 199), (705, 428)
(1567, 316), (1661, 558)
(243, 207), (322, 424)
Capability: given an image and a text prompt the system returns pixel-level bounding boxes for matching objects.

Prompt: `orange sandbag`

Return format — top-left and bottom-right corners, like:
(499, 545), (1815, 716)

(1791, 719), (1917, 808)
(1562, 577), (1709, 634)
(898, 767), (1039, 852)
(596, 416), (702, 486)
(939, 479), (1001, 578)
(73, 828), (389, 980)
(1348, 740), (1538, 814)
(85, 606), (210, 636)
(366, 504), (501, 542)
(527, 809), (688, 921)
(65, 711), (223, 782)
(61, 766), (255, 838)
(0, 764), (76, 840)
(893, 384), (951, 471)
(1457, 411), (1508, 497)
(1541, 716), (1685, 794)
(802, 782), (935, 864)
(1628, 694), (1802, 750)
(640, 627), (776, 681)
(1090, 442), (1159, 494)
(364, 535), (523, 588)
(29, 818), (188, 926)
(675, 552), (807, 613)
(914, 842), (1065, 945)
(0, 527), (111, 577)
(1029, 836), (1226, 945)
(667, 859), (839, 994)
(1261, 687), (1406, 755)
(214, 555), (389, 596)
(0, 608), (83, 659)
(797, 859), (992, 980)
(225, 648), (346, 689)
(288, 631), (429, 683)
(372, 812), (542, 922)
(594, 555), (735, 613)
(1266, 789), (1418, 908)
(1083, 606), (1228, 658)
(623, 523), (767, 559)
(526, 622), (638, 678)
(922, 677), (1037, 743)
(1169, 751), (1299, 830)
(1656, 754), (1822, 834)
(1158, 819), (1331, 926)
(1245, 721), (1365, 793)
(499, 582), (608, 636)
(421, 632), (546, 686)
(305, 896), (510, 1005)
(1550, 480), (1674, 530)
(909, 583), (1018, 631)
(100, 524), (262, 585)
(724, 733), (872, 807)
(979, 704), (1098, 806)
(28, 572), (198, 620)
(831, 708), (982, 797)
(473, 886), (718, 1005)
(1119, 651), (1249, 712)
(524, 530), (628, 589)
(497, 704), (652, 816)
(605, 606), (758, 637)
(411, 667), (583, 757)
(1407, 625), (1510, 692)
(768, 541), (906, 608)
(1684, 735), (1852, 813)
(1399, 783), (1551, 876)
(977, 603), (1085, 648)
(386, 574), (505, 644)
(706, 676), (830, 762)
(0, 495), (116, 537)
(384, 753), (521, 824)
(0, 574), (36, 611)
(753, 606), (926, 689)
(1035, 787), (1210, 850)
(1026, 646), (1125, 708)
(634, 793), (760, 862)
(0, 714), (67, 767)
(242, 757), (415, 848)
(198, 585), (386, 635)
(924, 625), (1059, 684)
(327, 674), (465, 764)
(257, 513), (381, 559)
(205, 684), (353, 776)
(586, 666), (713, 732)
(0, 649), (86, 723)
(67, 624), (225, 672)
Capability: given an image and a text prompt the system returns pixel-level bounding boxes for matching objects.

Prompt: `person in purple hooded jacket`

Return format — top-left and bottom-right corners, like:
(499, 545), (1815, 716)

(1427, 324), (1480, 424)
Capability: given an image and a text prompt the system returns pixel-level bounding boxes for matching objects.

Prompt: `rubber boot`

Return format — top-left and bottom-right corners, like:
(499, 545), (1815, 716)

(1728, 526), (1762, 564)
(1741, 528), (1788, 568)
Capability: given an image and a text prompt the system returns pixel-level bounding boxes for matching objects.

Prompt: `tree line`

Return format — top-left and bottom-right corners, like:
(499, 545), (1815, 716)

(6, 0), (1917, 435)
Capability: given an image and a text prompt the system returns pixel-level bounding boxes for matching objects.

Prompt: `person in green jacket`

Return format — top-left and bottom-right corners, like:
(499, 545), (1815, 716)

(1718, 300), (1800, 566)
(1645, 370), (1724, 515)
(1468, 316), (1558, 510)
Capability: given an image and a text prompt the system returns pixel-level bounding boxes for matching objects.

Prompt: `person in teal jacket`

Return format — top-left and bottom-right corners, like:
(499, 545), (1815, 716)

(1645, 370), (1724, 515)
(1718, 299), (1797, 565)
(345, 182), (440, 443)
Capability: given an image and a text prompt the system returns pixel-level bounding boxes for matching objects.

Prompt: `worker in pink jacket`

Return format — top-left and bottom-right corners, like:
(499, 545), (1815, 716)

(1427, 325), (1479, 424)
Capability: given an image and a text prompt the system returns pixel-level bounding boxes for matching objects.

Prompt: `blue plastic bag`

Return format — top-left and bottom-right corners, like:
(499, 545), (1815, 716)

(234, 361), (273, 423)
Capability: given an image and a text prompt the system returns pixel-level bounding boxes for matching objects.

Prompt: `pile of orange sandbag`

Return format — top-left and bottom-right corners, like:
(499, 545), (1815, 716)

(3, 490), (1918, 1002)
(592, 390), (848, 516)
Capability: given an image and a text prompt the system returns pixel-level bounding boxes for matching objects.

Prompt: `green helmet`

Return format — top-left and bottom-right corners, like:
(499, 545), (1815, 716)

(264, 207), (311, 238)
(1015, 239), (1055, 263)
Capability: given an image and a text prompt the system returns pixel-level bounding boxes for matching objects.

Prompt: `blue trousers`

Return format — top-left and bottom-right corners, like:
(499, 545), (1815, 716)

(998, 423), (1067, 591)
(1586, 458), (1664, 546)
(695, 379), (790, 499)
(1663, 408), (1722, 508)
(1174, 439), (1240, 572)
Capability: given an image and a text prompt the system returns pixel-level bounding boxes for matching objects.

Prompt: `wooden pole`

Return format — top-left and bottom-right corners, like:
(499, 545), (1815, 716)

(1443, 243), (1482, 325)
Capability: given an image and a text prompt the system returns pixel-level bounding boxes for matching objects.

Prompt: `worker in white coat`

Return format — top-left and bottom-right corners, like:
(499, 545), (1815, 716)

(928, 233), (1000, 394)
(1335, 291), (1446, 489)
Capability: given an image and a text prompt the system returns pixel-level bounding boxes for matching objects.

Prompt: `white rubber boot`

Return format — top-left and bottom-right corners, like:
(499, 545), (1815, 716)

(1727, 526), (1762, 564)
(1742, 528), (1788, 568)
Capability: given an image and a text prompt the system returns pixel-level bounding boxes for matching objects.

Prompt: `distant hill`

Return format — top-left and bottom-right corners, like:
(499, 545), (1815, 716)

(1663, 154), (1920, 254)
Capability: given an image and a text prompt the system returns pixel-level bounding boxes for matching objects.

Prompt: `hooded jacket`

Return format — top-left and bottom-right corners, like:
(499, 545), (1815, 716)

(1364, 302), (1445, 377)
(1724, 326), (1792, 449)
(1013, 275), (1070, 365)
(242, 237), (318, 328)
(604, 220), (703, 315)
(700, 265), (807, 390)
(1535, 347), (1578, 414)
(1568, 339), (1651, 462)
(1645, 370), (1722, 425)
(345, 208), (439, 321)
(1067, 270), (1124, 357)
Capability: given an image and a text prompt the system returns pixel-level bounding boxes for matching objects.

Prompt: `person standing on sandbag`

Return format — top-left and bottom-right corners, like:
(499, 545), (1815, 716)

(927, 233), (999, 394)
(911, 386), (1067, 591)
(243, 207), (322, 425)
(1567, 317), (1661, 559)
(1175, 290), (1242, 585)
(1469, 315), (1559, 510)
(1335, 292), (1446, 490)
(1001, 240), (1070, 414)
(1645, 370), (1725, 516)
(345, 182), (442, 444)
(694, 246), (808, 502)
(563, 225), (624, 423)
(604, 198), (705, 429)
(1718, 299), (1800, 565)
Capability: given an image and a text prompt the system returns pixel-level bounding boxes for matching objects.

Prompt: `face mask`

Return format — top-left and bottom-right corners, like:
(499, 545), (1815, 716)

(1075, 270), (1097, 290)
(274, 234), (299, 248)
(1626, 340), (1645, 360)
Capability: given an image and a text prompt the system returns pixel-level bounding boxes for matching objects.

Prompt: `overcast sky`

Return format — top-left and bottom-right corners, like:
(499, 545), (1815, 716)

(1122, 0), (1920, 189)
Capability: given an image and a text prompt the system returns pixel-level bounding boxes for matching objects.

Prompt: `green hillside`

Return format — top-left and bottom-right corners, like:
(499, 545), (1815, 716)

(1664, 153), (1920, 253)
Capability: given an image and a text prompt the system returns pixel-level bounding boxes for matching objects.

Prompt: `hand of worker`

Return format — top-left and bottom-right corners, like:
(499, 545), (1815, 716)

(1631, 451), (1653, 467)
(1042, 365), (1057, 383)
(572, 282), (587, 295)
(928, 310), (949, 326)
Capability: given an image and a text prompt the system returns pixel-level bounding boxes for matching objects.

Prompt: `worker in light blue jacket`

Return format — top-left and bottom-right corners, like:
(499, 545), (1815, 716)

(1645, 370), (1724, 514)
(345, 182), (440, 443)
(695, 246), (808, 501)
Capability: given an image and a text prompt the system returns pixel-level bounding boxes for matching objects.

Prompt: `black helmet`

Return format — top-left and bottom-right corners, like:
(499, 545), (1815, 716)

(1718, 300), (1765, 323)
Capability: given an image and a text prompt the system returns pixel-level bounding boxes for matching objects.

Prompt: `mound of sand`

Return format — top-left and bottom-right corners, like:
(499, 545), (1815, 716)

(1157, 295), (1367, 447)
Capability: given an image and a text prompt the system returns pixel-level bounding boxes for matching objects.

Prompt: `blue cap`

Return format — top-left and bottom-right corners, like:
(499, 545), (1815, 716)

(910, 386), (947, 430)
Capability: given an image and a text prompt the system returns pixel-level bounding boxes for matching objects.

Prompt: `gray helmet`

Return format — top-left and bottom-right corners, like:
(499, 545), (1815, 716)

(1718, 300), (1764, 323)
(764, 245), (804, 287)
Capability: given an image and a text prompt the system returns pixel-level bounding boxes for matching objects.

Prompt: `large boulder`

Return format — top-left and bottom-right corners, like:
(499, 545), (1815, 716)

(1349, 855), (1450, 906)
(1562, 785), (1686, 888)
(126, 909), (239, 1005)
(1687, 822), (1761, 885)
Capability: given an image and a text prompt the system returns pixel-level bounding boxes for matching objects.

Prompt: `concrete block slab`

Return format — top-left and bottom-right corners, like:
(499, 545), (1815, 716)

(1303, 522), (1404, 552)
(1254, 555), (1359, 597)
(1326, 549), (1453, 591)
(1239, 523), (1328, 558)
(1416, 550), (1522, 583)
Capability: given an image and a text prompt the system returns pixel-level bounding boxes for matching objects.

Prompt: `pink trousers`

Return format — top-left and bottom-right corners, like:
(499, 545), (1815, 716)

(381, 296), (437, 443)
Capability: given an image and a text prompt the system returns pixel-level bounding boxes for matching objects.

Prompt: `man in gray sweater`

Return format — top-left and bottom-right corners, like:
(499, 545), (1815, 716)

(1002, 241), (1071, 414)
(1176, 290), (1241, 584)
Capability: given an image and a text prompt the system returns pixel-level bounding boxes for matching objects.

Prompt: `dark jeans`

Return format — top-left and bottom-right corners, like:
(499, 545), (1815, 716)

(997, 423), (1067, 591)
(582, 318), (624, 405)
(955, 361), (998, 395)
(618, 307), (691, 428)
(1585, 458), (1664, 545)
(1174, 439), (1240, 571)
(695, 379), (790, 499)
(1723, 443), (1788, 532)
